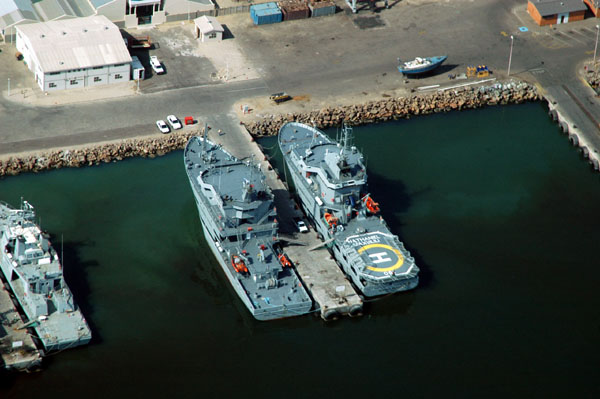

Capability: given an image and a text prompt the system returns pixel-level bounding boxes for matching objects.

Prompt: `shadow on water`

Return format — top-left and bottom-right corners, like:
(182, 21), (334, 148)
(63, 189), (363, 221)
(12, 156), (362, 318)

(367, 169), (435, 290)
(58, 238), (101, 346)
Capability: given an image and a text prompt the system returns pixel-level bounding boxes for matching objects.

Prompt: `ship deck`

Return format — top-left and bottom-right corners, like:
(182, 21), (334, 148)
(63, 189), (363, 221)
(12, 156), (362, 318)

(0, 285), (41, 371)
(203, 123), (363, 321)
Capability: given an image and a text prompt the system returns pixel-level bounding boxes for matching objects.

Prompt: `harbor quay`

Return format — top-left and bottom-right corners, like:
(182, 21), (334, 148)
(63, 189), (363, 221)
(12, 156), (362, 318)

(0, 283), (42, 371)
(0, 80), (541, 176)
(200, 121), (364, 320)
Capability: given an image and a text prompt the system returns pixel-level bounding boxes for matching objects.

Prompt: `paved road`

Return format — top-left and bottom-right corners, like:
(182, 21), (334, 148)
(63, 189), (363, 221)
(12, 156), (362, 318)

(0, 0), (599, 155)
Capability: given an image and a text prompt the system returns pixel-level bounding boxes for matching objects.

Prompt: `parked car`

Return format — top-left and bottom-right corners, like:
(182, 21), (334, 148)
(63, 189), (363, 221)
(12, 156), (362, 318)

(296, 220), (309, 233)
(167, 115), (182, 130)
(156, 120), (170, 134)
(150, 56), (164, 74)
(269, 92), (291, 104)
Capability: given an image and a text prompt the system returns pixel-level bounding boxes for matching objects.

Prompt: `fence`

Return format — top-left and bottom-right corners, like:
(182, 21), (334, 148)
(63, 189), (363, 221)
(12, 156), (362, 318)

(166, 2), (274, 22)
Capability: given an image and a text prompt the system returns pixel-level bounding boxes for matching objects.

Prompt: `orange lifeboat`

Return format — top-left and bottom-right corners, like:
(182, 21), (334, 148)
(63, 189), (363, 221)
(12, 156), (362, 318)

(363, 196), (380, 214)
(324, 212), (338, 227)
(278, 253), (292, 268)
(231, 255), (248, 273)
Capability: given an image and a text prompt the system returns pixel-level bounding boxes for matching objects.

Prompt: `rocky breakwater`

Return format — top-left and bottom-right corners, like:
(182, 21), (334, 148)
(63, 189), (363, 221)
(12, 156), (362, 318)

(585, 66), (600, 92)
(0, 131), (197, 177)
(244, 81), (539, 136)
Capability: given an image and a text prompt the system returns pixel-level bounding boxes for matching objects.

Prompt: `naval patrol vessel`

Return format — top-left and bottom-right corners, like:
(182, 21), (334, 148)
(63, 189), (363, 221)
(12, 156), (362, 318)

(278, 122), (419, 297)
(184, 131), (312, 320)
(0, 200), (91, 352)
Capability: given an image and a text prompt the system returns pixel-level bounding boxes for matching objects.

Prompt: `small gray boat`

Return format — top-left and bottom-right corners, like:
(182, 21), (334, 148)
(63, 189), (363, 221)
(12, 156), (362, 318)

(0, 200), (91, 352)
(184, 131), (312, 320)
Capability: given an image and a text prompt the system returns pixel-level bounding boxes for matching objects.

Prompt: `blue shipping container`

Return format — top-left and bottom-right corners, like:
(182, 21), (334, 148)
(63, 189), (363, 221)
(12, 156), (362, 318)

(250, 2), (282, 25)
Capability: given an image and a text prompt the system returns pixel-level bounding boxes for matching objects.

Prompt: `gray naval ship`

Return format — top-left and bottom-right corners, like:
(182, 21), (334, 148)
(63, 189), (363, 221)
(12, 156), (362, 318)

(279, 122), (419, 297)
(184, 131), (312, 320)
(0, 200), (91, 352)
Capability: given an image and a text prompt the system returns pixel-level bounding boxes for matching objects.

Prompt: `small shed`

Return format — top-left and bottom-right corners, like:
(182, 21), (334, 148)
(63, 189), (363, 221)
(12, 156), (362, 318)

(194, 16), (224, 42)
(527, 0), (587, 26)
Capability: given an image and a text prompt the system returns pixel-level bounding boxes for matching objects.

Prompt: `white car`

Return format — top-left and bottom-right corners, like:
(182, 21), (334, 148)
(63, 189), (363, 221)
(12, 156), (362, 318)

(167, 115), (182, 130)
(296, 220), (309, 233)
(149, 56), (164, 74)
(156, 120), (170, 134)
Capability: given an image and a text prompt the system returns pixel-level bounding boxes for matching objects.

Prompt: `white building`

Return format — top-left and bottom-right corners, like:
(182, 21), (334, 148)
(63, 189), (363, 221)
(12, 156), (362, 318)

(194, 15), (223, 42)
(90, 0), (215, 29)
(1, 0), (215, 41)
(15, 15), (132, 91)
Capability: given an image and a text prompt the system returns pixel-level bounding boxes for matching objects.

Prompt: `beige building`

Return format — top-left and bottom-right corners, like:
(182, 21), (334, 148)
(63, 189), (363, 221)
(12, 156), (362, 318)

(194, 15), (223, 42)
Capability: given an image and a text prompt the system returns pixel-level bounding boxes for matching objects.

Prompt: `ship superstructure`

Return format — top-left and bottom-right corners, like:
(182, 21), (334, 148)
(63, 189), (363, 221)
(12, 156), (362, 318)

(184, 132), (312, 320)
(0, 200), (91, 352)
(278, 122), (419, 297)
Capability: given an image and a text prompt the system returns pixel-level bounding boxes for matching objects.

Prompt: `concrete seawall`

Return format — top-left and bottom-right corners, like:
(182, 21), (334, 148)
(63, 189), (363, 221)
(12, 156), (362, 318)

(542, 85), (600, 172)
(2, 79), (597, 177)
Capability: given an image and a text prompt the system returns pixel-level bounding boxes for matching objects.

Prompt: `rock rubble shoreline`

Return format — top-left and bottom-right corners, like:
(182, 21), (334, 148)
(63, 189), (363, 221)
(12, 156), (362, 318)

(0, 132), (197, 177)
(243, 81), (540, 136)
(0, 80), (539, 177)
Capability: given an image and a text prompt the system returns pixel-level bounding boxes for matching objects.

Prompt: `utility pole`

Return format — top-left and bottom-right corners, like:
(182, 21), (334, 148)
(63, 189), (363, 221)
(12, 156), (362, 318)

(7, 78), (10, 97)
(507, 35), (514, 76)
(594, 25), (600, 65)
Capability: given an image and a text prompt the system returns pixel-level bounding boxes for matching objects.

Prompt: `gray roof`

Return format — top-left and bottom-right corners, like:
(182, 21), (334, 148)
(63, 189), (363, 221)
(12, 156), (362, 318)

(0, 10), (39, 32)
(90, 0), (116, 8)
(33, 0), (75, 21)
(1, 0), (95, 33)
(529, 0), (587, 16)
(16, 15), (131, 72)
(194, 15), (224, 34)
(0, 0), (35, 16)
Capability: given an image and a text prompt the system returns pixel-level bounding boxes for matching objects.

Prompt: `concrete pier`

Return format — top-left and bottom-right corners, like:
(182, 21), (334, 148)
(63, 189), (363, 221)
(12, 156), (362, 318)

(540, 83), (600, 171)
(0, 285), (42, 371)
(204, 119), (363, 321)
(281, 227), (363, 320)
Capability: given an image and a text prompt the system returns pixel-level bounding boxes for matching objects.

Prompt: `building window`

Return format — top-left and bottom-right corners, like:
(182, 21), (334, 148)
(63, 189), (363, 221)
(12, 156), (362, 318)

(49, 82), (56, 88)
(94, 76), (101, 82)
(114, 63), (125, 67)
(115, 74), (123, 79)
(70, 79), (78, 85)
(49, 71), (60, 76)
(93, 66), (104, 70)
(209, 33), (217, 39)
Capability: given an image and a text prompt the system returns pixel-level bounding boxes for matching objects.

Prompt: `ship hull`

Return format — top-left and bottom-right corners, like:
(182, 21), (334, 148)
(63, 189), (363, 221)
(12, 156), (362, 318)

(279, 123), (419, 297)
(184, 136), (312, 321)
(0, 202), (92, 353)
(198, 220), (312, 321)
(284, 159), (418, 297)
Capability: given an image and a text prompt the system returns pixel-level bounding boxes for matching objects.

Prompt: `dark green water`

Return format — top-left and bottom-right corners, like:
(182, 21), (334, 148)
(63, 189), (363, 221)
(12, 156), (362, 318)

(1, 103), (599, 398)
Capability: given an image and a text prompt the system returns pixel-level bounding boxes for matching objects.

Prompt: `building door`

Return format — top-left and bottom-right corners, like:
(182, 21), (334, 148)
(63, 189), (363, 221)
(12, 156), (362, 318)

(557, 13), (569, 24)
(136, 5), (153, 25)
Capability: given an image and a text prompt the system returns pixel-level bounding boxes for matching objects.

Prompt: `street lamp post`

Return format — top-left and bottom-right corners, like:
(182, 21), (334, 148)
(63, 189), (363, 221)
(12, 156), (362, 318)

(593, 25), (599, 65)
(507, 35), (514, 76)
(7, 78), (10, 97)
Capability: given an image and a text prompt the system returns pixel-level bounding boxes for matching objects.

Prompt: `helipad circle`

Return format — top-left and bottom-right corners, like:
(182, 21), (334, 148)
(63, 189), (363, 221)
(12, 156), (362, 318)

(358, 243), (404, 272)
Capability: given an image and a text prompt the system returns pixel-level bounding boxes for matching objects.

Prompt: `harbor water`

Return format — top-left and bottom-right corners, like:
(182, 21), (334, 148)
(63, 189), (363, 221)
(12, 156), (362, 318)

(1, 102), (599, 397)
